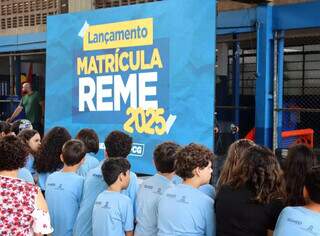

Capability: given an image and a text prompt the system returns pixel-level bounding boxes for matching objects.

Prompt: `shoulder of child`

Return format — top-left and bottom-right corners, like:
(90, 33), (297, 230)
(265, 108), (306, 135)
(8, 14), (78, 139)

(198, 188), (214, 205)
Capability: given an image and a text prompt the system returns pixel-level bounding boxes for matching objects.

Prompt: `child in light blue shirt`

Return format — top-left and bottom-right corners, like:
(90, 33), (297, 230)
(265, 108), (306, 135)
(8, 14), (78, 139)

(75, 129), (100, 177)
(46, 139), (86, 236)
(158, 143), (216, 236)
(274, 167), (320, 236)
(18, 167), (34, 183)
(173, 175), (215, 199)
(93, 157), (134, 236)
(73, 130), (138, 236)
(135, 142), (180, 236)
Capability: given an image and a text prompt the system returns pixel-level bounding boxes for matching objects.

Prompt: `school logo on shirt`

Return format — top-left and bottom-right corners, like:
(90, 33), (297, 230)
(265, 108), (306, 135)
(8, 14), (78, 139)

(177, 196), (189, 204)
(102, 201), (111, 209)
(144, 184), (153, 190)
(93, 173), (103, 179)
(166, 193), (176, 198)
(55, 184), (64, 191)
(302, 225), (318, 236)
(153, 187), (162, 195)
(287, 218), (302, 225)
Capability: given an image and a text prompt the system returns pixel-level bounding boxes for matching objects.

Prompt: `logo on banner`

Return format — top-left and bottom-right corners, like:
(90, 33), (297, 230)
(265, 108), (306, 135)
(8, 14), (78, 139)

(130, 143), (145, 157)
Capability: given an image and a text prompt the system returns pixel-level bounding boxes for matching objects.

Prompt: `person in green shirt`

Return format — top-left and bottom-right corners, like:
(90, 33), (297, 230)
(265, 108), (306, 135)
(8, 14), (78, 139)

(7, 83), (44, 133)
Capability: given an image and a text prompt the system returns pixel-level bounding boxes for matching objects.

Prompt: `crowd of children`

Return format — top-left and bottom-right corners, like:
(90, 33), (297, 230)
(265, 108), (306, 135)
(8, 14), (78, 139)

(0, 120), (319, 236)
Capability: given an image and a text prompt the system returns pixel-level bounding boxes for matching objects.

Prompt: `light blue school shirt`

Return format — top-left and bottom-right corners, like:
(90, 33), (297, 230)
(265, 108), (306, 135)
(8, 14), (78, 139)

(37, 172), (50, 191)
(135, 174), (174, 236)
(172, 175), (215, 199)
(18, 167), (34, 183)
(92, 191), (134, 236)
(199, 184), (216, 199)
(73, 161), (139, 236)
(158, 184), (215, 236)
(77, 153), (99, 177)
(172, 175), (182, 185)
(274, 206), (320, 236)
(25, 153), (36, 176)
(45, 171), (84, 236)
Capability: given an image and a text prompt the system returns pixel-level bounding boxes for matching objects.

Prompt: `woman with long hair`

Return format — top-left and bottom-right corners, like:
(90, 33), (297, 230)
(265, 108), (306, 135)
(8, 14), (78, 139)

(215, 145), (286, 236)
(216, 139), (255, 192)
(18, 129), (41, 176)
(283, 144), (314, 206)
(34, 126), (71, 191)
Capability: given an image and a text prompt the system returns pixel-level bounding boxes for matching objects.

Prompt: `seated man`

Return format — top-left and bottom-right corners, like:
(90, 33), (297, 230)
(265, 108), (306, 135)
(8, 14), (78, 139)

(274, 167), (320, 236)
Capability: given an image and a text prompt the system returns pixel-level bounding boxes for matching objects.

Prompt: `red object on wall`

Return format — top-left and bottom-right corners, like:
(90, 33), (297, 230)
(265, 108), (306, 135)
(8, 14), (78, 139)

(245, 128), (314, 148)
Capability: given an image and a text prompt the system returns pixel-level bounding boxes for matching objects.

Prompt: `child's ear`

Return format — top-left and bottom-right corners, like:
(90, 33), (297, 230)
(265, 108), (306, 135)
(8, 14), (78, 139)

(118, 172), (124, 182)
(194, 167), (201, 177)
(104, 151), (109, 159)
(303, 186), (309, 199)
(80, 157), (85, 165)
(60, 154), (64, 163)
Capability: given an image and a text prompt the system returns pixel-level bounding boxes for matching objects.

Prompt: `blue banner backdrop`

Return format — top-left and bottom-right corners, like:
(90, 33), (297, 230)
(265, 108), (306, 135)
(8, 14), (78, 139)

(45, 0), (216, 174)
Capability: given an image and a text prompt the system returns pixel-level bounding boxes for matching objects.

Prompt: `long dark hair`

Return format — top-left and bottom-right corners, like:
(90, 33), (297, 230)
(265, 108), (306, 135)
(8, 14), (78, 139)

(217, 139), (255, 192)
(18, 129), (39, 154)
(284, 144), (314, 206)
(230, 145), (286, 204)
(34, 127), (71, 173)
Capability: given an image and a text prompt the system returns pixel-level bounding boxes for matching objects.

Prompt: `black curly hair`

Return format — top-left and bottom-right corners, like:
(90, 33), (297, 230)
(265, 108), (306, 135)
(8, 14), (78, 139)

(76, 128), (99, 154)
(175, 143), (215, 180)
(153, 141), (181, 173)
(0, 135), (28, 171)
(104, 131), (132, 158)
(230, 145), (286, 204)
(284, 144), (314, 206)
(34, 127), (71, 173)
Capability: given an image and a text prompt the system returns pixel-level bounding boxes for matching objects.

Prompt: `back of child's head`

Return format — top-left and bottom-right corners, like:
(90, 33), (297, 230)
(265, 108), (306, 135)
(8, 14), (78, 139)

(217, 139), (255, 191)
(175, 143), (215, 180)
(62, 139), (86, 166)
(305, 167), (320, 204)
(0, 121), (11, 135)
(153, 141), (181, 173)
(101, 157), (131, 186)
(231, 145), (286, 204)
(76, 128), (99, 154)
(0, 135), (28, 171)
(104, 130), (132, 158)
(284, 144), (314, 206)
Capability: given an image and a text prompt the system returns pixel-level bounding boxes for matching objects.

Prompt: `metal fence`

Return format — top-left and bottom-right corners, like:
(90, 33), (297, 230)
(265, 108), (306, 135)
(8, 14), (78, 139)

(218, 32), (320, 150)
(278, 38), (320, 149)
(215, 34), (256, 154)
